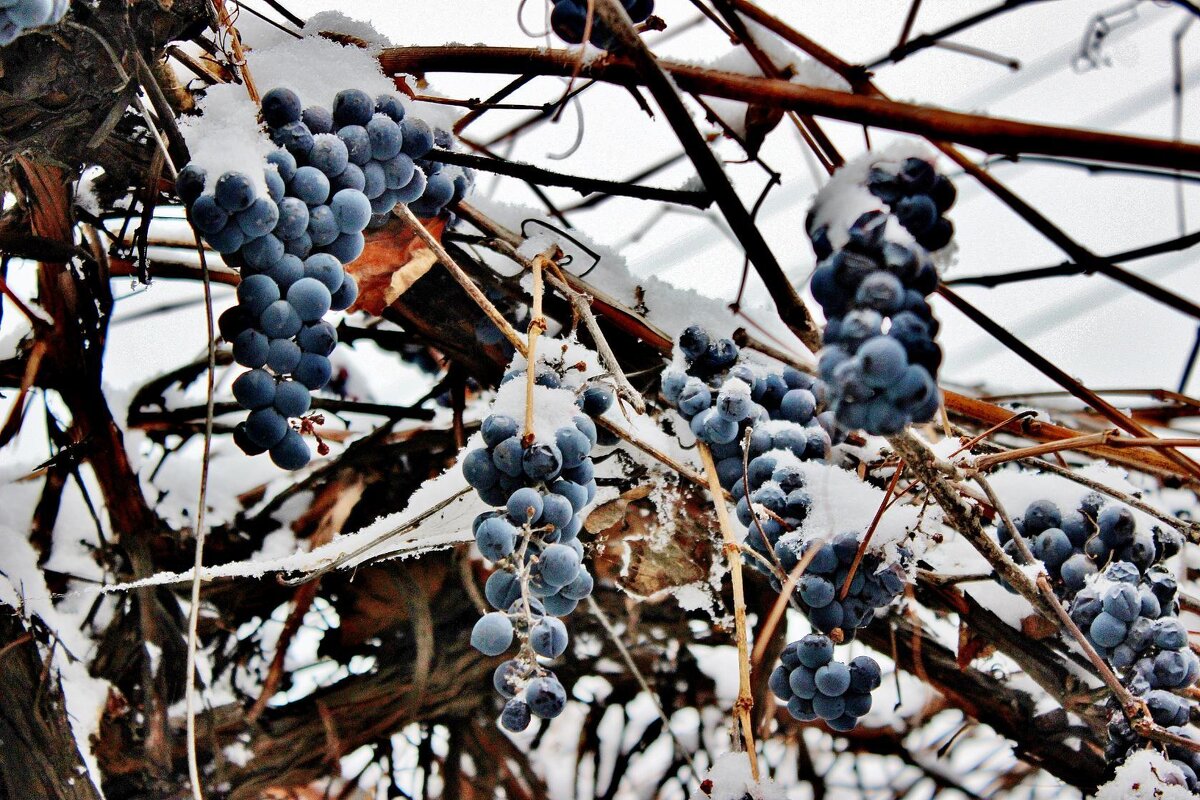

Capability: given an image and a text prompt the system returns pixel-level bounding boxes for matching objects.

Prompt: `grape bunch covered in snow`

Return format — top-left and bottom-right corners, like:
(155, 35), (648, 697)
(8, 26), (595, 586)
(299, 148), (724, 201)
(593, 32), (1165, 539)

(999, 496), (1198, 788)
(807, 155), (953, 436)
(462, 374), (600, 732)
(549, 0), (654, 48)
(0, 0), (68, 46)
(769, 633), (882, 732)
(176, 86), (477, 469)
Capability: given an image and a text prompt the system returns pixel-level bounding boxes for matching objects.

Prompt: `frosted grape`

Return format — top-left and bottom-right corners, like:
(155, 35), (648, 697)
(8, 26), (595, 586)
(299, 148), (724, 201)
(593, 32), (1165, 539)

(214, 171), (255, 212)
(306, 204), (339, 247)
(237, 274), (280, 316)
(232, 368), (276, 410)
(330, 189), (372, 233)
(269, 429), (310, 470)
(530, 617), (568, 659)
(525, 675), (566, 719)
(293, 352), (332, 390)
(261, 87), (302, 128)
(367, 114), (404, 161)
(290, 166), (330, 206)
(330, 274), (359, 311)
(333, 88), (374, 127)
(470, 612), (514, 656)
(287, 277), (332, 322)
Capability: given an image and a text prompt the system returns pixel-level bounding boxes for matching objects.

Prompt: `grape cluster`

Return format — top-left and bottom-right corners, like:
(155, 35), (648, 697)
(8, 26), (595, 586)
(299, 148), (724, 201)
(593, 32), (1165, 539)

(768, 633), (882, 732)
(866, 158), (956, 252)
(780, 531), (906, 640)
(806, 159), (952, 436)
(661, 326), (828, 458)
(261, 87), (471, 228)
(1000, 496), (1196, 788)
(462, 383), (599, 731)
(0, 0), (67, 46)
(549, 0), (654, 48)
(176, 152), (360, 470)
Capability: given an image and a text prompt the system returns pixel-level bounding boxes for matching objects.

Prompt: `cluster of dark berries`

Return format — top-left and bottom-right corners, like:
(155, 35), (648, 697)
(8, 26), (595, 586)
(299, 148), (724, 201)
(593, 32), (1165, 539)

(769, 633), (882, 731)
(866, 158), (956, 252)
(262, 87), (471, 229)
(0, 0), (67, 46)
(1000, 496), (1196, 789)
(462, 376), (602, 732)
(808, 170), (948, 435)
(176, 153), (360, 470)
(549, 0), (654, 48)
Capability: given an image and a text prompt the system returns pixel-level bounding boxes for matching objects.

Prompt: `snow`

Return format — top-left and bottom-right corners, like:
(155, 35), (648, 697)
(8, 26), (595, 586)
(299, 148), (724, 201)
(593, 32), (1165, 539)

(246, 34), (397, 111)
(690, 752), (784, 800)
(178, 84), (273, 196)
(489, 378), (584, 443)
(0, 526), (109, 797)
(1089, 750), (1195, 800)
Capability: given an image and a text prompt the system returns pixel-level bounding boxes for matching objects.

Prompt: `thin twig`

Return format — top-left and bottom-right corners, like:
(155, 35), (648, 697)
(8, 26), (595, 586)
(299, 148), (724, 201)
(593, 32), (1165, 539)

(696, 441), (759, 780)
(393, 203), (527, 356)
(523, 254), (547, 441)
(184, 221), (217, 800)
(586, 596), (700, 780)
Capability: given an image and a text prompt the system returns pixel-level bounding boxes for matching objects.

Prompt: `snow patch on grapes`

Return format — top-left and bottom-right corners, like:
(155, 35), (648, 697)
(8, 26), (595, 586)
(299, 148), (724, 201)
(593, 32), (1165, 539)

(178, 85), (273, 196)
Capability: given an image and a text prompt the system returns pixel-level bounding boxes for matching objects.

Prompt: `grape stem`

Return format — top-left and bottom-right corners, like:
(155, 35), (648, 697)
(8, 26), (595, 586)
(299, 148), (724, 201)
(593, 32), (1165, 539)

(696, 441), (760, 781)
(523, 252), (549, 442)
(393, 203), (528, 355)
(210, 0), (260, 104)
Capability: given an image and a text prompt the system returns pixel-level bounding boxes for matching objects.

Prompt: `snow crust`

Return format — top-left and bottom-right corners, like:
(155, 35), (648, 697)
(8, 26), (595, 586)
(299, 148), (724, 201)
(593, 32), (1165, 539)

(178, 85), (273, 195)
(690, 752), (784, 800)
(1090, 750), (1195, 800)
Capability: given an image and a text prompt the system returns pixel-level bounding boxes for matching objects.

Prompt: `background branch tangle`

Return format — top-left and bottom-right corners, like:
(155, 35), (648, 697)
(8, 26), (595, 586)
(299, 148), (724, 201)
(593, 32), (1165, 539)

(2, 1), (1200, 799)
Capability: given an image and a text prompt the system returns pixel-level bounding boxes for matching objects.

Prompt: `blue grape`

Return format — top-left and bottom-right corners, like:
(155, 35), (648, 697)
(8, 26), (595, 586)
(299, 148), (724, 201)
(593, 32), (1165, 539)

(779, 389), (816, 422)
(336, 124), (372, 166)
(399, 117), (434, 158)
(1090, 612), (1128, 648)
(306, 205), (339, 247)
(579, 385), (614, 416)
(266, 338), (302, 374)
(237, 274), (280, 316)
(233, 329), (269, 368)
(330, 162), (366, 193)
(559, 569), (594, 601)
(464, 448), (499, 490)
(523, 443), (562, 480)
(859, 336), (908, 388)
(293, 353), (332, 390)
(413, 172), (455, 214)
(273, 379), (311, 418)
(395, 167), (427, 204)
(245, 407), (289, 448)
(500, 698), (531, 732)
(267, 149), (298, 182)
(1023, 500), (1061, 534)
(302, 106), (333, 135)
(382, 153), (415, 191)
(677, 379), (711, 416)
(330, 189), (372, 233)
(232, 368), (276, 410)
(324, 232), (365, 264)
(530, 617), (568, 658)
(287, 277), (332, 322)
(555, 427), (591, 469)
(1154, 618), (1188, 651)
(375, 94), (406, 121)
(525, 675), (566, 719)
(492, 436), (525, 477)
(507, 487), (544, 524)
(895, 195), (938, 235)
(333, 89), (374, 127)
(257, 299), (301, 340)
(482, 414), (519, 447)
(551, 479), (587, 514)
(797, 634), (833, 669)
(284, 232), (313, 259)
(191, 195), (228, 234)
(542, 591), (578, 617)
(848, 655), (882, 692)
(1101, 583), (1140, 623)
(812, 693), (846, 721)
(362, 161), (387, 199)
(486, 571), (522, 611)
(309, 133), (349, 177)
(272, 121), (314, 158)
(367, 114), (404, 161)
(218, 305), (252, 341)
(814, 662), (851, 696)
(303, 253), (345, 293)
(799, 574), (835, 609)
(264, 169), (285, 203)
(214, 171), (255, 212)
(176, 164), (207, 205)
(539, 494), (574, 531)
(476, 516), (517, 561)
(572, 414), (598, 446)
(242, 233), (285, 270)
(471, 612), (514, 656)
(290, 166), (330, 206)
(265, 253), (305, 290)
(269, 429), (310, 470)
(261, 87), (302, 128)
(539, 543), (580, 587)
